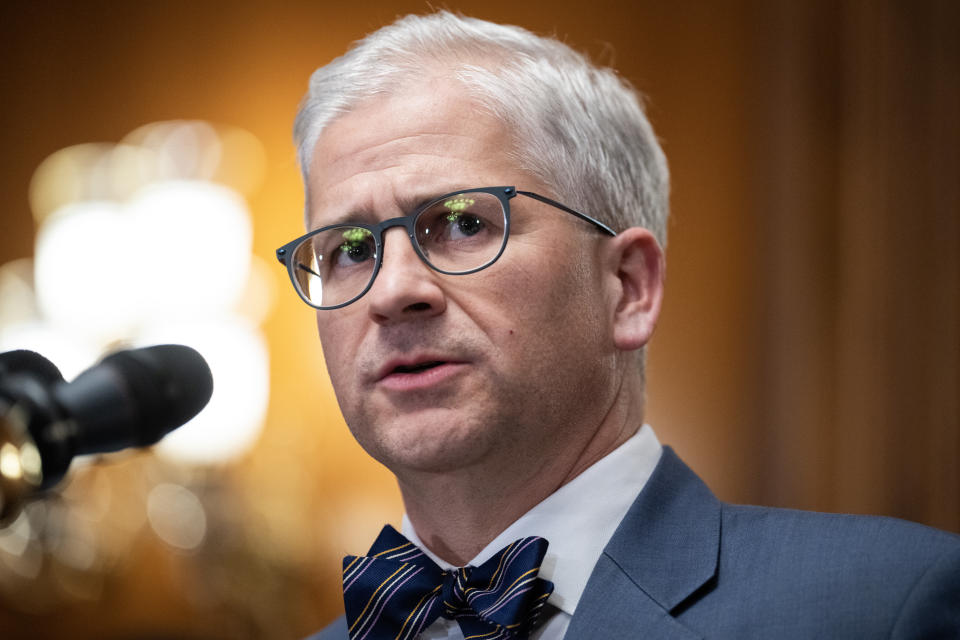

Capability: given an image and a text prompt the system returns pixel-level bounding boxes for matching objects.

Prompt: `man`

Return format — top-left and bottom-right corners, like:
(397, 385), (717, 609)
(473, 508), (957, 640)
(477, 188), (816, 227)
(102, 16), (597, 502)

(277, 12), (960, 639)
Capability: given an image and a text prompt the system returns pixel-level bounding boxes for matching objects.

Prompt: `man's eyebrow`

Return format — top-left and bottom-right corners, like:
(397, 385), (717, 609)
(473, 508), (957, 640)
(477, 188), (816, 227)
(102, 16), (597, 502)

(308, 203), (381, 230)
(396, 190), (448, 214)
(310, 187), (470, 229)
(312, 208), (374, 229)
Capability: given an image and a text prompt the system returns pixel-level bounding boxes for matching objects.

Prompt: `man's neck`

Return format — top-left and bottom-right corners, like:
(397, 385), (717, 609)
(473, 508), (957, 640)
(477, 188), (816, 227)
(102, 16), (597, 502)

(397, 386), (644, 566)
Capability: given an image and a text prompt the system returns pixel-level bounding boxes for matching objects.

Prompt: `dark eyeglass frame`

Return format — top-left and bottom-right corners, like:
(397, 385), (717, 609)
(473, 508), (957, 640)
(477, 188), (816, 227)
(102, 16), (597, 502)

(275, 185), (617, 310)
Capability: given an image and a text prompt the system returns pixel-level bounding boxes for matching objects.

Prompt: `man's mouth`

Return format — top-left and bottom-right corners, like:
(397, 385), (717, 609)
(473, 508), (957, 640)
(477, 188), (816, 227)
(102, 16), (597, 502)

(391, 361), (446, 375)
(374, 356), (467, 390)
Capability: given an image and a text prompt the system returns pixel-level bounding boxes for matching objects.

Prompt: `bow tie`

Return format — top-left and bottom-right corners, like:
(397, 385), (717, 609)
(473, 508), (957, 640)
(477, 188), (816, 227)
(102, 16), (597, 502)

(342, 525), (554, 640)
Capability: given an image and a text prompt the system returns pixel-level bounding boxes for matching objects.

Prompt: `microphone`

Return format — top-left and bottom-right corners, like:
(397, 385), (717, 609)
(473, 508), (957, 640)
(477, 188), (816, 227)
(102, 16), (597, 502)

(0, 345), (213, 523)
(50, 344), (214, 457)
(0, 349), (65, 386)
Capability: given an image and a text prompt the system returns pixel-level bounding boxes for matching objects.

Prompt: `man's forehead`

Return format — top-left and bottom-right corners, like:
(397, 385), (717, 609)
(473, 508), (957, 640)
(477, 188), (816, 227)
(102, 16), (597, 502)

(310, 80), (489, 166)
(304, 82), (515, 226)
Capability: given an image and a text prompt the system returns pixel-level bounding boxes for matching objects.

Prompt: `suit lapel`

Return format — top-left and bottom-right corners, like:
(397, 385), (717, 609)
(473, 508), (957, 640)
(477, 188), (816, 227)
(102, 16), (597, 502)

(565, 447), (720, 640)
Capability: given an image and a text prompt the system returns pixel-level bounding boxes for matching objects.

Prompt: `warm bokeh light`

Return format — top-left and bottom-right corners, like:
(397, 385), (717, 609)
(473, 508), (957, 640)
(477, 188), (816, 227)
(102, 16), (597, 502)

(140, 319), (270, 465)
(0, 124), (279, 632)
(1, 119), (279, 628)
(126, 179), (253, 317)
(0, 444), (24, 481)
(0, 260), (38, 330)
(34, 201), (139, 342)
(123, 121), (268, 197)
(28, 144), (158, 226)
(10, 121), (272, 465)
(146, 483), (207, 551)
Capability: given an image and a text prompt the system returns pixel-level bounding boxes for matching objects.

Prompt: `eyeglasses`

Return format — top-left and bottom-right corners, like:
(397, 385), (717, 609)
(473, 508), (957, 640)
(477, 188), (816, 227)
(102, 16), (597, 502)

(276, 186), (616, 310)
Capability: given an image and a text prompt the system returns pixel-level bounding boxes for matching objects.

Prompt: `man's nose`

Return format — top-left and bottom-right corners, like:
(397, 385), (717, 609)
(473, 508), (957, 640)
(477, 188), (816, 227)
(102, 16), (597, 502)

(365, 229), (446, 325)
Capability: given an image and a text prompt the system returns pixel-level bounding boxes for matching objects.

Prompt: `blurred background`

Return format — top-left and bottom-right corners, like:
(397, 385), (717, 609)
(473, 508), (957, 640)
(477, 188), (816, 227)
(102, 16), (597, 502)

(0, 1), (956, 638)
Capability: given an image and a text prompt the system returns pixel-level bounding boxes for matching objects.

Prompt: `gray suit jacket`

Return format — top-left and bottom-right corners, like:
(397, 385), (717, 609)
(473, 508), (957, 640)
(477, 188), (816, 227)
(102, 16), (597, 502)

(308, 447), (960, 639)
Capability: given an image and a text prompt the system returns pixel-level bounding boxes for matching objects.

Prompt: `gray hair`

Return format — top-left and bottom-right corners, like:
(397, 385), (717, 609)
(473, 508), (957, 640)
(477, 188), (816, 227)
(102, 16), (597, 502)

(293, 11), (669, 246)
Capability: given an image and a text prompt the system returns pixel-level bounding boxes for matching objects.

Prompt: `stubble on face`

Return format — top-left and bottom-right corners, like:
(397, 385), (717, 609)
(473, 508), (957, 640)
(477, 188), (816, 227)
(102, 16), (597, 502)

(307, 83), (619, 481)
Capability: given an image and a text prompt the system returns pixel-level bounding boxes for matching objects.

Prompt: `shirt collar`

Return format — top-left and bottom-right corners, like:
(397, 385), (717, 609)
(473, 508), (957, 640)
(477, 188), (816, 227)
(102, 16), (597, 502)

(402, 424), (662, 615)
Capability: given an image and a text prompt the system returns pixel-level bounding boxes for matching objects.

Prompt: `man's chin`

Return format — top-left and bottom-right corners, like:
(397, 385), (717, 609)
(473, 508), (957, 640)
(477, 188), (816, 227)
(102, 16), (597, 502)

(354, 415), (495, 475)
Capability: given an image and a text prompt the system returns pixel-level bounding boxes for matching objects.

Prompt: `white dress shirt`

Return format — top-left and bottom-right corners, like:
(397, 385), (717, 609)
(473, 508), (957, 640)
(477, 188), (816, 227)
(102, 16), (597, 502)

(401, 424), (663, 639)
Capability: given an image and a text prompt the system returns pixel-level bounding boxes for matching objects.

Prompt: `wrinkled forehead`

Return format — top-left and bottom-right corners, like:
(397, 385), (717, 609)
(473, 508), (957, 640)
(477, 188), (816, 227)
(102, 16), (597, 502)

(303, 81), (518, 229)
(313, 81), (480, 165)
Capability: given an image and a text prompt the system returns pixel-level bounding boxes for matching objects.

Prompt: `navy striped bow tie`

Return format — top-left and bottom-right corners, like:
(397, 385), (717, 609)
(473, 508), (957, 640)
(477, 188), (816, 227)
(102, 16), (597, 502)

(342, 525), (554, 640)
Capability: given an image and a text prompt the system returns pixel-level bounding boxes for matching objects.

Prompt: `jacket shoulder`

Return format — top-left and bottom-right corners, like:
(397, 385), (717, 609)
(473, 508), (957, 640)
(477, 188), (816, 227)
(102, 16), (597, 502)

(721, 502), (960, 563)
(696, 503), (960, 636)
(592, 447), (960, 638)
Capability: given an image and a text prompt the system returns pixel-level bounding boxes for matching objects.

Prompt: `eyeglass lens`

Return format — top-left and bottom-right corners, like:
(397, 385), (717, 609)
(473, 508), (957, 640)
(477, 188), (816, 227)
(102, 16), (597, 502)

(290, 190), (507, 308)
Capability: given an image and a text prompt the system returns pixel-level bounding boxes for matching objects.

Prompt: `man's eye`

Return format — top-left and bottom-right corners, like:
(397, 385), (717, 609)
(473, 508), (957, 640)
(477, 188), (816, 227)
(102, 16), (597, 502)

(337, 241), (373, 264)
(328, 228), (375, 268)
(446, 213), (485, 239)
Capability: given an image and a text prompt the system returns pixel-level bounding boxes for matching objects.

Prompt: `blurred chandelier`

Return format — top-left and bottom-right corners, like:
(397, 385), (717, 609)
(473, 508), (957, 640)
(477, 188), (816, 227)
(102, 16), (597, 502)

(0, 120), (274, 612)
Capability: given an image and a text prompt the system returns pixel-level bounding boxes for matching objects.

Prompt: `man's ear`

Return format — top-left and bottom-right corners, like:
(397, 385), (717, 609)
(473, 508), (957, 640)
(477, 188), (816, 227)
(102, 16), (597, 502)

(607, 227), (665, 351)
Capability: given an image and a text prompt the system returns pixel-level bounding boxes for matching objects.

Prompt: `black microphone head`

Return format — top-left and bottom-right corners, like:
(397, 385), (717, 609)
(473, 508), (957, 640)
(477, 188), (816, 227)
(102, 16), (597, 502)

(54, 344), (214, 454)
(0, 349), (65, 385)
(100, 344), (214, 446)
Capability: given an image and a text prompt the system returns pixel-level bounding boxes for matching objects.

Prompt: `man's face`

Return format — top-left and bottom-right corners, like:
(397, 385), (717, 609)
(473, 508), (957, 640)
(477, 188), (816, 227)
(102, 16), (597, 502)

(305, 81), (622, 478)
